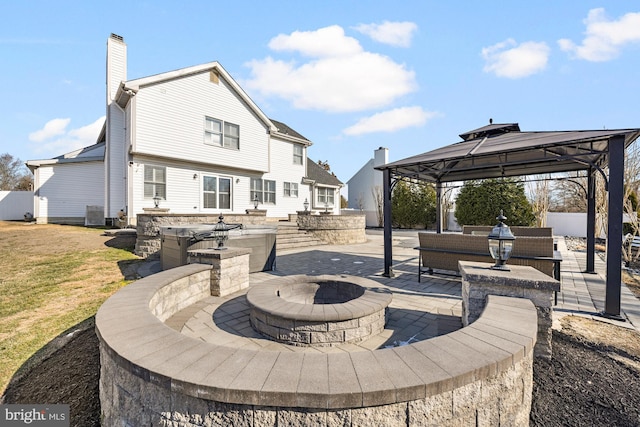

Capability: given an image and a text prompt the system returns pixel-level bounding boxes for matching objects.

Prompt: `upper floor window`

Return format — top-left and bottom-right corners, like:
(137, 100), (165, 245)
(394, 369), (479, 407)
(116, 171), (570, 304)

(293, 145), (303, 165)
(251, 178), (276, 205)
(144, 165), (166, 200)
(203, 175), (232, 210)
(205, 117), (239, 150)
(283, 182), (298, 198)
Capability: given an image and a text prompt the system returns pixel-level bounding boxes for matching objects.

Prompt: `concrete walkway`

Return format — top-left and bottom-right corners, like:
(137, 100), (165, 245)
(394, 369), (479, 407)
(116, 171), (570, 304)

(144, 230), (640, 351)
(554, 236), (640, 331)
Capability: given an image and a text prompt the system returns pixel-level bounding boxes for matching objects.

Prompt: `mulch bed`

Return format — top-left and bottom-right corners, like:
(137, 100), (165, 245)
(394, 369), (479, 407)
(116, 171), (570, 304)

(3, 322), (640, 426)
(531, 330), (640, 427)
(1, 325), (100, 427)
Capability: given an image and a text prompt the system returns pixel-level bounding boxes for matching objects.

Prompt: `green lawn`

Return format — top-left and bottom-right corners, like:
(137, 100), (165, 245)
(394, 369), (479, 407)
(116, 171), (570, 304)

(0, 222), (141, 394)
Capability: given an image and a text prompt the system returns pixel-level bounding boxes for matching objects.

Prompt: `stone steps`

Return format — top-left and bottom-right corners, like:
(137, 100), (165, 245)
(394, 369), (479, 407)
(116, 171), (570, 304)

(276, 223), (322, 250)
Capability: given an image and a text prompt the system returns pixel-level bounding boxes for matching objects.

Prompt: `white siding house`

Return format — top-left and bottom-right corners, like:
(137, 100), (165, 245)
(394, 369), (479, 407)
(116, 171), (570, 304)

(347, 147), (388, 227)
(27, 33), (336, 225)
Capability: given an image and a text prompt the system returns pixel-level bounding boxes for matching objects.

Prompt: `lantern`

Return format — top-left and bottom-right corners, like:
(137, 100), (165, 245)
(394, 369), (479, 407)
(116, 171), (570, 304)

(487, 210), (515, 270)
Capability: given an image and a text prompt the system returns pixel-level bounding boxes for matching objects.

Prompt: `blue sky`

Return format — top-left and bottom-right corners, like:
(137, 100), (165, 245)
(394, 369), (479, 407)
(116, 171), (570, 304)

(2, 1), (640, 189)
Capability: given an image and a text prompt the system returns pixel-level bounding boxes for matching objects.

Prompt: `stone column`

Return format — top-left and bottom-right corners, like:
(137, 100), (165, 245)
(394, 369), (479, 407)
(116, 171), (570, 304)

(459, 260), (560, 359)
(187, 247), (251, 297)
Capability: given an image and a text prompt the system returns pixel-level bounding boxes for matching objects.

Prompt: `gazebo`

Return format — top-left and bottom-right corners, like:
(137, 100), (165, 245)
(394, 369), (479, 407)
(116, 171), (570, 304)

(375, 122), (640, 319)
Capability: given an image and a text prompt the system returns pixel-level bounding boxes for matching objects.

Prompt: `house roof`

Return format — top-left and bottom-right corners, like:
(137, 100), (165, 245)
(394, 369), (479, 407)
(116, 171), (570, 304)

(112, 62), (313, 146)
(26, 142), (105, 171)
(270, 119), (311, 145)
(113, 61), (277, 134)
(376, 124), (640, 183)
(306, 158), (343, 187)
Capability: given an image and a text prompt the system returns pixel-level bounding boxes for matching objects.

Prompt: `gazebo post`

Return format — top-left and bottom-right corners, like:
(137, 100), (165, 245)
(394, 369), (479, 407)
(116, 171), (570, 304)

(383, 168), (393, 277)
(586, 168), (596, 273)
(436, 181), (443, 233)
(604, 135), (624, 319)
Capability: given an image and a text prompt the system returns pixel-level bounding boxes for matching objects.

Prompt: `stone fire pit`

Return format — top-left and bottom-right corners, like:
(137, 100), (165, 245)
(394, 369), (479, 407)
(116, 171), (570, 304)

(246, 274), (392, 346)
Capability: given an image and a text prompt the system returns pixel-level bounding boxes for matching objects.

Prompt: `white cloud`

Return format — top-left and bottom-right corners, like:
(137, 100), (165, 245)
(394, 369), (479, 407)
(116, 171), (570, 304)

(245, 25), (417, 113)
(558, 8), (640, 62)
(343, 106), (437, 136)
(268, 25), (362, 57)
(29, 116), (105, 156)
(28, 118), (71, 142)
(353, 21), (418, 47)
(482, 39), (550, 78)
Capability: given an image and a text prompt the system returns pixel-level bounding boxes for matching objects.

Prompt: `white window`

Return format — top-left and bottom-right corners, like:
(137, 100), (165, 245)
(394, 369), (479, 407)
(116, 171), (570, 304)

(205, 117), (239, 149)
(203, 175), (232, 210)
(293, 145), (303, 165)
(283, 182), (298, 197)
(144, 165), (166, 200)
(251, 178), (276, 205)
(316, 187), (334, 206)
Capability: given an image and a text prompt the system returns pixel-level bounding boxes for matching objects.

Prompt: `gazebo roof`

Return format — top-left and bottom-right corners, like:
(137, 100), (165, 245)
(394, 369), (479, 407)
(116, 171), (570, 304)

(376, 123), (640, 182)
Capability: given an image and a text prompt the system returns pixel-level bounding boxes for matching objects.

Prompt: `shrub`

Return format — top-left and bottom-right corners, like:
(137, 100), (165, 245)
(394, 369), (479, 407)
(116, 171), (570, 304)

(455, 179), (535, 226)
(391, 180), (437, 228)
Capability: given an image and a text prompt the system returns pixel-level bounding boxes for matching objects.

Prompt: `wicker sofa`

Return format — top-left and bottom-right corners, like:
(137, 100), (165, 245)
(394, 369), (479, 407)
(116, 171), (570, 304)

(416, 232), (560, 281)
(462, 225), (553, 237)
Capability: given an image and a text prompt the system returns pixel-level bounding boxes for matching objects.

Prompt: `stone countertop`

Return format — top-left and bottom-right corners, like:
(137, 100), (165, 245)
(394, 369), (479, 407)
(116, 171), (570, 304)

(459, 261), (560, 292)
(188, 246), (252, 259)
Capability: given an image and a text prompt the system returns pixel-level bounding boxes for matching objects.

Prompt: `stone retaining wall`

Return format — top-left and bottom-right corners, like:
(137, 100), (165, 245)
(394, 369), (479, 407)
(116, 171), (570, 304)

(296, 214), (366, 245)
(97, 266), (537, 426)
(135, 213), (268, 258)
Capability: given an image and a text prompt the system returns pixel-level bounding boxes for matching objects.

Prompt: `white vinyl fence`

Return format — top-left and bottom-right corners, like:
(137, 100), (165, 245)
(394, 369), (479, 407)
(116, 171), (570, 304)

(546, 211), (638, 238)
(0, 191), (34, 220)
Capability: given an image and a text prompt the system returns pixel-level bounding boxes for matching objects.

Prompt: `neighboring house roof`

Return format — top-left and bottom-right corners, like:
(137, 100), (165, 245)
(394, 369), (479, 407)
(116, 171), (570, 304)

(346, 158), (374, 185)
(306, 158), (343, 187)
(26, 142), (105, 172)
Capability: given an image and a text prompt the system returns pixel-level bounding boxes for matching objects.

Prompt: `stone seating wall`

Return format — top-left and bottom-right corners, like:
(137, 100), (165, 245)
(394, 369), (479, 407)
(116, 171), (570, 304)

(96, 265), (538, 426)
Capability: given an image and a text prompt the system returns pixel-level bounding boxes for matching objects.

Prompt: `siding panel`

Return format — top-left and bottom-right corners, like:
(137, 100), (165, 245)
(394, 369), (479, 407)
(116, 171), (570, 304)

(133, 72), (269, 172)
(36, 163), (104, 219)
(260, 138), (310, 217)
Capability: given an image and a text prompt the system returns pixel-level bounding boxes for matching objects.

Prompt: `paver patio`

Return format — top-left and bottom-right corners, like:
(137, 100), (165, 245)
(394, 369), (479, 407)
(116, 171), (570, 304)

(158, 230), (639, 354)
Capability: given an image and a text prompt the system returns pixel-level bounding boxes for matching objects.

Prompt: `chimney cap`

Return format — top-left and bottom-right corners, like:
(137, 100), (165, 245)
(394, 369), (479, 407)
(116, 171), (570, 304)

(110, 33), (124, 43)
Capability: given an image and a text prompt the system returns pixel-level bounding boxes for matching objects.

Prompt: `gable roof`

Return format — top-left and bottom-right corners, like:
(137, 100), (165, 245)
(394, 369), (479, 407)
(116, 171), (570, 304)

(346, 158), (374, 185)
(377, 124), (640, 183)
(306, 158), (343, 187)
(113, 61), (276, 133)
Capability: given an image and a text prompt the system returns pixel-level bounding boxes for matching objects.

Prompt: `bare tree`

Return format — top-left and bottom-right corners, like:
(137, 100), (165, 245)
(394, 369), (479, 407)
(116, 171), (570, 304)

(371, 186), (383, 227)
(529, 175), (551, 227)
(549, 173), (588, 212)
(441, 182), (457, 230)
(0, 153), (32, 191)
